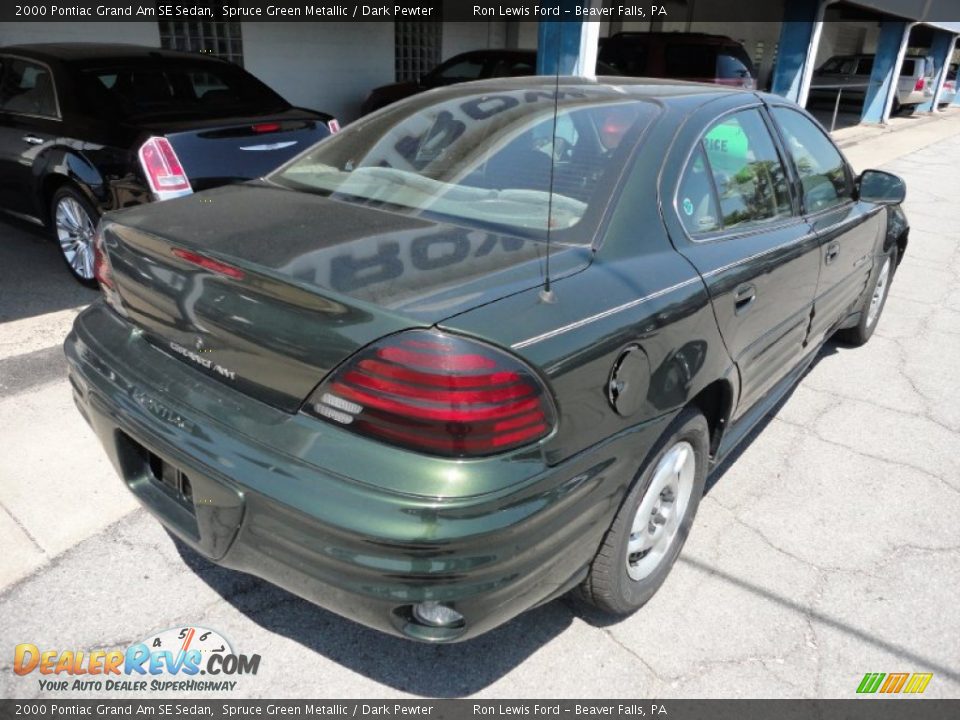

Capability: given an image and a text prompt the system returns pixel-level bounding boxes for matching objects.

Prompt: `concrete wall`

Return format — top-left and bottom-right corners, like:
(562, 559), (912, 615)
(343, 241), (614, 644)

(815, 19), (883, 67)
(441, 22), (508, 57)
(0, 21), (159, 46)
(241, 22), (394, 122)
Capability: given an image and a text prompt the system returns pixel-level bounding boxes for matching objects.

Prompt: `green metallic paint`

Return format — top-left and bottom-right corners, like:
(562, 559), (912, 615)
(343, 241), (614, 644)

(65, 79), (907, 641)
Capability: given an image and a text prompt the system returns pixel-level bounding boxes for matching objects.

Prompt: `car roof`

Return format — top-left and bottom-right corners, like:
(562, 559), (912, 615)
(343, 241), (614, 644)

(0, 42), (227, 64)
(429, 74), (746, 104)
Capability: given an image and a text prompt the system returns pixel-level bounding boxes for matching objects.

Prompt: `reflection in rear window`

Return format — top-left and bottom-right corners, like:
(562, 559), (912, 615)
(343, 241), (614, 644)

(272, 88), (659, 241)
(77, 61), (288, 119)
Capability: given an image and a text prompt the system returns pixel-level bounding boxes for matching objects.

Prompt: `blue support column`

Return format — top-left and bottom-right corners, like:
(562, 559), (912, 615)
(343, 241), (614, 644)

(770, 0), (824, 103)
(919, 31), (958, 112)
(861, 21), (911, 124)
(536, 1), (598, 76)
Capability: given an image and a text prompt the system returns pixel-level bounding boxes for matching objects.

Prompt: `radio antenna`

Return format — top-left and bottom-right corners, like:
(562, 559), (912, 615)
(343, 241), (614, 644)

(539, 22), (563, 305)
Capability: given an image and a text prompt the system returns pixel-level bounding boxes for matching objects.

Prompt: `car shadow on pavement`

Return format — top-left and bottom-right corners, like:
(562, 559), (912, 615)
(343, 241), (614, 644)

(171, 534), (578, 697)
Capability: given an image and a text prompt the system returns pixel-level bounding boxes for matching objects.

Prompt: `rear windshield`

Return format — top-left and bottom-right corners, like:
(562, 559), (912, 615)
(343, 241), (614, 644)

(76, 61), (288, 119)
(270, 88), (658, 241)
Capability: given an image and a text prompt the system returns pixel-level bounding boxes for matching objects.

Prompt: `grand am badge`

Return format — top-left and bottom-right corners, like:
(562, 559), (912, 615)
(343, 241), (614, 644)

(169, 341), (236, 380)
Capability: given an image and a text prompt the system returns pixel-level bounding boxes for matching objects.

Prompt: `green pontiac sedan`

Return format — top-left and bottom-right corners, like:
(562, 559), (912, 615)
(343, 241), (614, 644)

(65, 77), (907, 642)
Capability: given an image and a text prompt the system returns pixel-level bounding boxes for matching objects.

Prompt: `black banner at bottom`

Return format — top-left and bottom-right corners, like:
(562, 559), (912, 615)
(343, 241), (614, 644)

(1, 700), (959, 720)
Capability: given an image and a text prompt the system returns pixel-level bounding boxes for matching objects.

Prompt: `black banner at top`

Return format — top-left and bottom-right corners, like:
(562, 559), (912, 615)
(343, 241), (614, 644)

(0, 0), (943, 24)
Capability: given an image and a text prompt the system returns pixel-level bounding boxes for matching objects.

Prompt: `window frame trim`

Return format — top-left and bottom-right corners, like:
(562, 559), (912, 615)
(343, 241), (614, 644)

(0, 54), (63, 121)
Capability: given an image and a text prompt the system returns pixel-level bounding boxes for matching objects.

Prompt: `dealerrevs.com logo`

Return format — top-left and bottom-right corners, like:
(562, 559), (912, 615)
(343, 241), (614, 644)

(13, 626), (260, 693)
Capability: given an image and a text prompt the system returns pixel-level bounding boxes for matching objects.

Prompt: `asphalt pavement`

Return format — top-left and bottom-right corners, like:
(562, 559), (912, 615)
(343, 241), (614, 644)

(1, 112), (958, 699)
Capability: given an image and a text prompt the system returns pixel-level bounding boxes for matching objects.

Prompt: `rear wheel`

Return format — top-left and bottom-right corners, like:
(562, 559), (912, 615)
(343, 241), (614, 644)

(579, 408), (709, 615)
(51, 186), (99, 287)
(837, 245), (897, 346)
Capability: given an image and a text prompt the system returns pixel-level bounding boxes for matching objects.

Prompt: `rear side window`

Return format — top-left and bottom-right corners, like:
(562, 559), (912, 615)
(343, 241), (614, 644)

(855, 58), (874, 76)
(433, 57), (486, 83)
(717, 46), (755, 80)
(77, 61), (288, 120)
(598, 38), (648, 76)
(771, 107), (850, 213)
(665, 44), (717, 79)
(699, 109), (792, 230)
(900, 59), (916, 76)
(0, 58), (58, 117)
(677, 146), (720, 234)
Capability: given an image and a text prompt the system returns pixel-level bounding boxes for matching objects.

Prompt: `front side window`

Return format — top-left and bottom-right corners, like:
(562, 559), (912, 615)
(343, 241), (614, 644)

(271, 89), (658, 240)
(771, 107), (850, 213)
(0, 58), (57, 117)
(77, 62), (288, 120)
(819, 57), (856, 75)
(700, 109), (792, 230)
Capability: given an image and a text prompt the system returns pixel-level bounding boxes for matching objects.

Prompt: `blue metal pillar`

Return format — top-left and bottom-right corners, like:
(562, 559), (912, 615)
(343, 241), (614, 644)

(770, 0), (825, 103)
(919, 31), (958, 111)
(536, 1), (599, 76)
(861, 21), (911, 124)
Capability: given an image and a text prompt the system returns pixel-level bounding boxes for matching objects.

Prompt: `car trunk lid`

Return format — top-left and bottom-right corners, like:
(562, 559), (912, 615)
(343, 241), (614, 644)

(101, 183), (591, 412)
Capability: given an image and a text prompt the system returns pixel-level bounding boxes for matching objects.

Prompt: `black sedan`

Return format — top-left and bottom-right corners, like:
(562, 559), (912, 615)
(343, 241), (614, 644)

(66, 78), (907, 642)
(0, 43), (337, 284)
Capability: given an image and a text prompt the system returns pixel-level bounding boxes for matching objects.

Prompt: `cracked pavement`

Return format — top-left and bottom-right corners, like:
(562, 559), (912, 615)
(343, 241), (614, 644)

(1, 113), (959, 699)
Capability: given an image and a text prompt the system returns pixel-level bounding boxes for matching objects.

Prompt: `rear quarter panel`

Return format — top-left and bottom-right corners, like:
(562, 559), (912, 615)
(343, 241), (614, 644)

(442, 107), (735, 467)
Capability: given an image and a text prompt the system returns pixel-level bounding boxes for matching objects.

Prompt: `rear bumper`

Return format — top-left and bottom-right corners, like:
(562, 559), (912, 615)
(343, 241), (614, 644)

(65, 303), (666, 641)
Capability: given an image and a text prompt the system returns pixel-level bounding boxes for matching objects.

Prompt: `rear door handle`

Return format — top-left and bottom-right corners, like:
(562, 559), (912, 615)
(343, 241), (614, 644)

(734, 283), (756, 315)
(22, 134), (44, 145)
(825, 242), (840, 264)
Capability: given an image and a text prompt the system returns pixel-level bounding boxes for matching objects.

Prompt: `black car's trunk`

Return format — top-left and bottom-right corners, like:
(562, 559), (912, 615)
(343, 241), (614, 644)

(138, 109), (331, 191)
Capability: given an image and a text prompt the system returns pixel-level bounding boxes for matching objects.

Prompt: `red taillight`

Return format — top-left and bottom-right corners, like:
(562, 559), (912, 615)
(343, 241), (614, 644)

(93, 229), (112, 289)
(915, 77), (925, 91)
(93, 225), (127, 317)
(252, 122), (281, 133)
(171, 248), (245, 280)
(137, 136), (192, 201)
(304, 330), (556, 457)
(327, 118), (340, 134)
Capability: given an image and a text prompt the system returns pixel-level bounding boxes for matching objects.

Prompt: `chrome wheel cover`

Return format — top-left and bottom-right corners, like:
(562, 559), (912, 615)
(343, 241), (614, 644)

(55, 196), (96, 280)
(866, 256), (892, 328)
(626, 441), (696, 581)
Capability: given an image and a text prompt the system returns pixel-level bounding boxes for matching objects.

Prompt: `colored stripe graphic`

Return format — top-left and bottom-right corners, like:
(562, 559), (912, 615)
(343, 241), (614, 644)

(880, 673), (910, 693)
(857, 673), (885, 693)
(903, 673), (933, 694)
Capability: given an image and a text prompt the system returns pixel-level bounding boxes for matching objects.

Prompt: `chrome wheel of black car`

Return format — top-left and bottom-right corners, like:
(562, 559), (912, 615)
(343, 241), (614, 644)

(52, 187), (99, 286)
(580, 408), (709, 615)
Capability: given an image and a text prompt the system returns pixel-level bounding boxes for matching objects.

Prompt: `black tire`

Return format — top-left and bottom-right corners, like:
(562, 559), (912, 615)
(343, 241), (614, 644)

(837, 245), (898, 347)
(579, 407), (709, 615)
(891, 98), (902, 116)
(49, 185), (99, 287)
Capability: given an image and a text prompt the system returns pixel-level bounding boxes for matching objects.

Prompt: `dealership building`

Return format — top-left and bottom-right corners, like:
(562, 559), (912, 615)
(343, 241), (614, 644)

(1, 0), (958, 126)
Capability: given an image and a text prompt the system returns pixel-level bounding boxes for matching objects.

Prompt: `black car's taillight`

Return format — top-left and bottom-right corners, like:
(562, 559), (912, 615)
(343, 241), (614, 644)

(137, 136), (193, 201)
(304, 329), (556, 458)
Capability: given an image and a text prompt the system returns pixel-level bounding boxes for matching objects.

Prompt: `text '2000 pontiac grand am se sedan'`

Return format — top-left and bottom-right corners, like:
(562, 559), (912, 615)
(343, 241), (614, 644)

(66, 77), (908, 642)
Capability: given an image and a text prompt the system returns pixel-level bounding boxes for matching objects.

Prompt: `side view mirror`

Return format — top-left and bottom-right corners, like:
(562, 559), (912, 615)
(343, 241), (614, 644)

(856, 169), (906, 205)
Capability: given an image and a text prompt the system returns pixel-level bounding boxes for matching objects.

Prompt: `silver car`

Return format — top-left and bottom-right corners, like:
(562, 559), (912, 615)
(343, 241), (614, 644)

(809, 54), (936, 115)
